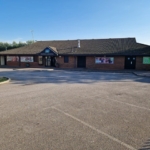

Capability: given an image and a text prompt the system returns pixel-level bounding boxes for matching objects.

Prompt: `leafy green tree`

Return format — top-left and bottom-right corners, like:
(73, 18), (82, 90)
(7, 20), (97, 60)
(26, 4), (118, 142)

(12, 41), (18, 48)
(18, 41), (26, 47)
(0, 42), (5, 51)
(26, 40), (34, 45)
(0, 40), (34, 51)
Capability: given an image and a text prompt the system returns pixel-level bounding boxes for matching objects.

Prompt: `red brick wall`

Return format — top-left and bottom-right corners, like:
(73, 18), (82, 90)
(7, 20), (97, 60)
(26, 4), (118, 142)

(20, 62), (40, 68)
(6, 56), (150, 70)
(56, 56), (76, 68)
(7, 61), (19, 67)
(136, 57), (150, 70)
(6, 61), (40, 68)
(86, 56), (125, 70)
(56, 56), (125, 70)
(20, 56), (40, 67)
(6, 55), (44, 68)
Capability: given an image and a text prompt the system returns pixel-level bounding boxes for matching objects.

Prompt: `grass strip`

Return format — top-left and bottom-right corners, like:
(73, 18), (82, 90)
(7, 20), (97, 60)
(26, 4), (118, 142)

(0, 77), (8, 82)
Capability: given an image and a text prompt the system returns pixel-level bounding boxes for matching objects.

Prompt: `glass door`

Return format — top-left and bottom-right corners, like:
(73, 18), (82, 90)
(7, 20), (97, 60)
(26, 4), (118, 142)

(45, 56), (51, 67)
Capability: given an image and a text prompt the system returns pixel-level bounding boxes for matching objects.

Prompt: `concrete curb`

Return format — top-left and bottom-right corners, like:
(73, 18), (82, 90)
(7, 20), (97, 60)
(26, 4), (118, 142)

(0, 77), (11, 85)
(132, 72), (150, 78)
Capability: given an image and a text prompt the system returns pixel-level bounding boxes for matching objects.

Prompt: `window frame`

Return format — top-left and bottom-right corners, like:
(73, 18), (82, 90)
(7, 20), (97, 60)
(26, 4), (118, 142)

(38, 56), (43, 65)
(64, 56), (69, 63)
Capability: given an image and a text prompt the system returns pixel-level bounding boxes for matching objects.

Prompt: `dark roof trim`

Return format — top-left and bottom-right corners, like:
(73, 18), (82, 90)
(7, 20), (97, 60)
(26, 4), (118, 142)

(58, 54), (150, 56)
(0, 54), (150, 57)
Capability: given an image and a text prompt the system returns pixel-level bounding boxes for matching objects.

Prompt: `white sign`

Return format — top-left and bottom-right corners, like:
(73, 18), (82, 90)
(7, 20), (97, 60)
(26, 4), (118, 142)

(21, 57), (34, 62)
(7, 56), (19, 62)
(95, 57), (114, 64)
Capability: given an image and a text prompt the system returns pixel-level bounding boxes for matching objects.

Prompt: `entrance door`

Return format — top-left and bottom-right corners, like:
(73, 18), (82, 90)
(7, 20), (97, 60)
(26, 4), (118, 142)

(125, 56), (136, 69)
(45, 56), (51, 67)
(77, 56), (86, 68)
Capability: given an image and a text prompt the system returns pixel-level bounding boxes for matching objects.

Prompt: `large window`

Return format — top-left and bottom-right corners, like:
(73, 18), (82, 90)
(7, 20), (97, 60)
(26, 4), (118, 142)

(95, 57), (114, 64)
(20, 56), (34, 62)
(7, 56), (19, 62)
(64, 56), (69, 63)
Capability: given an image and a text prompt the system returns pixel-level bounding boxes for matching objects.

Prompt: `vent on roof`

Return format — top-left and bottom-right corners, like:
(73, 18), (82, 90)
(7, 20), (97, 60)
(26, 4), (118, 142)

(78, 39), (80, 48)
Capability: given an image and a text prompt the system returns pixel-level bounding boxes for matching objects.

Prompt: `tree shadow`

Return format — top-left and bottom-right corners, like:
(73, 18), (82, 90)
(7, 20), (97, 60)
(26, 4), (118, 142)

(0, 70), (150, 85)
(138, 139), (150, 150)
(0, 69), (150, 85)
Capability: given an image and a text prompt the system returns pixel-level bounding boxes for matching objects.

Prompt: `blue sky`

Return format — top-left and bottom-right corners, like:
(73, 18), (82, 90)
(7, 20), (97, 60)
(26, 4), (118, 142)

(0, 0), (150, 45)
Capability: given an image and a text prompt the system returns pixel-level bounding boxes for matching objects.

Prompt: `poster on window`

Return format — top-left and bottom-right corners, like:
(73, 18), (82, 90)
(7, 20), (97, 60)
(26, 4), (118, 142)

(21, 56), (34, 62)
(7, 56), (19, 62)
(95, 57), (114, 64)
(143, 57), (150, 64)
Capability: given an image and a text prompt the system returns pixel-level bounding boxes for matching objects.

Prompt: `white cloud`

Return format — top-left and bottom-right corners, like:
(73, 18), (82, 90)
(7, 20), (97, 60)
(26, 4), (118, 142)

(0, 38), (26, 43)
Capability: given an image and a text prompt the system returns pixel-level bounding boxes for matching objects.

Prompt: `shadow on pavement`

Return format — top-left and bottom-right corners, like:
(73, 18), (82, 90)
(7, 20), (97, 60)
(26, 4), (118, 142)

(0, 70), (150, 85)
(138, 138), (150, 150)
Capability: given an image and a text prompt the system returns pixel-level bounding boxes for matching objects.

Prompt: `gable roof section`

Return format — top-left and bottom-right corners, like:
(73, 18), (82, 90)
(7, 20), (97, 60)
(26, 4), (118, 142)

(0, 38), (150, 56)
(39, 46), (58, 56)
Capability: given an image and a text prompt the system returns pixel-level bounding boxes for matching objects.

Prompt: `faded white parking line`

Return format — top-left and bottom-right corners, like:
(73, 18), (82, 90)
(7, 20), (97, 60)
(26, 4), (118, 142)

(88, 95), (150, 111)
(51, 106), (136, 150)
(109, 99), (150, 111)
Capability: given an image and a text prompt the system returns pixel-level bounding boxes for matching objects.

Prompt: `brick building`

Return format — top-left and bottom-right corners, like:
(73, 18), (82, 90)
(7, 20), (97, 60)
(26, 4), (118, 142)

(0, 38), (150, 70)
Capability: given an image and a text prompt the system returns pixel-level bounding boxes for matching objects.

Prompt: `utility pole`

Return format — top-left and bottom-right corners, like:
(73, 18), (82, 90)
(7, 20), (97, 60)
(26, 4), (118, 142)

(31, 30), (34, 43)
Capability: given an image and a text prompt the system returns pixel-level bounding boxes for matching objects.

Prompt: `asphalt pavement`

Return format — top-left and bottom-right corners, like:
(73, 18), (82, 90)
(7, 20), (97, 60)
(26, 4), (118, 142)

(0, 68), (150, 150)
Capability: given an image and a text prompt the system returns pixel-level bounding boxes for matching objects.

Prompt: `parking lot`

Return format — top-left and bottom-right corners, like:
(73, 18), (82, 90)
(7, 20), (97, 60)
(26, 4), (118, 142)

(0, 69), (150, 150)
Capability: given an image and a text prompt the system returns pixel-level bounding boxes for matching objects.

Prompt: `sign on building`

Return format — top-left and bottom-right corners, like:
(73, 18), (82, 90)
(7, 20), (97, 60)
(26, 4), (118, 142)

(143, 57), (150, 64)
(7, 56), (19, 62)
(21, 56), (34, 62)
(95, 57), (114, 64)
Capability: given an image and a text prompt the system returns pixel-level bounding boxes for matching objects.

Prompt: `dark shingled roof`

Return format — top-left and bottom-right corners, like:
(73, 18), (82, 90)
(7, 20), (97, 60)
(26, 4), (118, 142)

(0, 38), (150, 56)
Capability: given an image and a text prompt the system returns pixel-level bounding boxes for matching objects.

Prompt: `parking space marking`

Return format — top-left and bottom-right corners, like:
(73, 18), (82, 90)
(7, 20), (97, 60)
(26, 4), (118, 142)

(51, 106), (136, 150)
(88, 95), (150, 112)
(108, 99), (150, 111)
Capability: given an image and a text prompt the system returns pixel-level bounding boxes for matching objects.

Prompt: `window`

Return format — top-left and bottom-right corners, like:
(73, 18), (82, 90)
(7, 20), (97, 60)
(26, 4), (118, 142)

(20, 56), (34, 62)
(64, 56), (69, 63)
(38, 56), (43, 65)
(7, 56), (19, 62)
(45, 49), (50, 53)
(95, 57), (114, 64)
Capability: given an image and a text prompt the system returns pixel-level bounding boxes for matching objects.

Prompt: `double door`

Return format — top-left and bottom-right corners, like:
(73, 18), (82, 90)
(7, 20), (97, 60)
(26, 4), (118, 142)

(45, 56), (56, 67)
(125, 56), (136, 69)
(45, 56), (51, 67)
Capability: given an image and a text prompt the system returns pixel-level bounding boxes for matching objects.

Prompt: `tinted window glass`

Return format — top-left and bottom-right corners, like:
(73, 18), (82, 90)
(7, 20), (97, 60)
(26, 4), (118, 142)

(64, 56), (69, 63)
